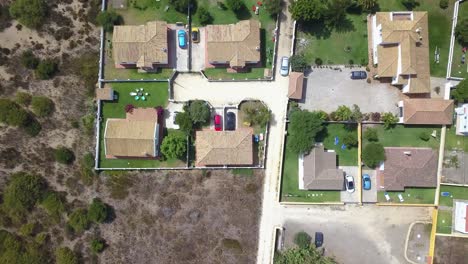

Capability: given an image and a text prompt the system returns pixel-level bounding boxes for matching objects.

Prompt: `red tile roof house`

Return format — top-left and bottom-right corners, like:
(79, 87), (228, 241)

(376, 147), (438, 191)
(397, 98), (454, 125)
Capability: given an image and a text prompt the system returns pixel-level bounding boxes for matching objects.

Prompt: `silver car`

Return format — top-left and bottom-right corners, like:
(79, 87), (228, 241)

(280, 56), (289, 76)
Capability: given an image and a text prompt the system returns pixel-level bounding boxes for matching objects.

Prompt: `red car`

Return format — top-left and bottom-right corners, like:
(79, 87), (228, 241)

(214, 115), (222, 131)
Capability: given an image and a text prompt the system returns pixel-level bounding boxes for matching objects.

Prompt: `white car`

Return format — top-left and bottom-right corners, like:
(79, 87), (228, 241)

(345, 174), (355, 193)
(280, 56), (289, 76)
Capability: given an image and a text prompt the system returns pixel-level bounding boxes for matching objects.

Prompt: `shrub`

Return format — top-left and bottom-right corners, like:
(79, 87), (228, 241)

(81, 114), (95, 135)
(312, 110), (328, 121)
(23, 118), (42, 136)
(226, 0), (244, 12)
(31, 96), (54, 117)
(96, 10), (122, 31)
(41, 192), (66, 221)
(293, 231), (311, 249)
(451, 78), (468, 103)
(351, 104), (362, 122)
(188, 100), (210, 125)
(35, 59), (58, 80)
(335, 105), (352, 121)
(55, 247), (79, 264)
(74, 52), (99, 97)
(242, 102), (271, 127)
(363, 128), (378, 142)
(124, 104), (135, 113)
(290, 54), (308, 72)
(264, 0), (281, 16)
(362, 143), (385, 168)
(401, 0), (419, 10)
(198, 6), (213, 26)
(315, 58), (323, 66)
(106, 171), (134, 200)
(68, 209), (90, 233)
(15, 92), (32, 106)
(161, 133), (187, 159)
(456, 18), (468, 46)
(169, 0), (193, 12)
(90, 238), (106, 254)
(9, 0), (47, 28)
(381, 112), (398, 129)
(439, 0), (448, 9)
(54, 147), (75, 164)
(35, 232), (48, 245)
(419, 131), (430, 141)
(19, 222), (36, 236)
(0, 99), (30, 127)
(88, 198), (108, 223)
(371, 112), (381, 121)
(20, 50), (39, 69)
(343, 132), (358, 147)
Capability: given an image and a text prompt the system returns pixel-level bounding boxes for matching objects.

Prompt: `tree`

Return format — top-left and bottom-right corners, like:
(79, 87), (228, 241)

(9, 0), (46, 28)
(54, 147), (75, 165)
(55, 247), (78, 264)
(293, 231), (311, 249)
(41, 192), (66, 222)
(363, 128), (378, 142)
(312, 110), (328, 121)
(31, 96), (54, 117)
(88, 198), (108, 223)
(169, 0), (193, 13)
(96, 10), (122, 31)
(439, 0), (448, 9)
(161, 133), (187, 159)
(264, 0), (281, 16)
(226, 0), (243, 12)
(401, 0), (419, 10)
(91, 238), (106, 254)
(324, 0), (352, 28)
(315, 58), (323, 66)
(290, 0), (326, 22)
(343, 132), (358, 147)
(358, 0), (378, 13)
(455, 18), (468, 46)
(275, 245), (337, 264)
(188, 100), (210, 125)
(74, 52), (99, 97)
(451, 79), (468, 102)
(35, 59), (58, 80)
(419, 131), (430, 141)
(287, 110), (324, 154)
(381, 112), (398, 129)
(351, 104), (363, 122)
(15, 92), (32, 106)
(335, 105), (352, 121)
(175, 111), (193, 135)
(198, 6), (213, 26)
(242, 102), (271, 127)
(290, 54), (308, 72)
(362, 143), (385, 168)
(68, 209), (90, 233)
(20, 50), (39, 69)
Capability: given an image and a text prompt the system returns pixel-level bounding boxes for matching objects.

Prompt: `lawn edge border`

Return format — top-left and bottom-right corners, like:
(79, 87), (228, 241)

(279, 202), (344, 206)
(375, 203), (435, 207)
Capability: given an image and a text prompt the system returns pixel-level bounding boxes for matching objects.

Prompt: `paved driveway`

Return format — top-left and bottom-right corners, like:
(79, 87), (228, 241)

(362, 169), (377, 203)
(299, 67), (401, 114)
(340, 166), (360, 203)
(169, 25), (189, 72)
(191, 27), (206, 71)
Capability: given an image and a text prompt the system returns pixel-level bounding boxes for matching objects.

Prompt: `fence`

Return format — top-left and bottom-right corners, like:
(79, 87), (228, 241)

(447, 0), (465, 80)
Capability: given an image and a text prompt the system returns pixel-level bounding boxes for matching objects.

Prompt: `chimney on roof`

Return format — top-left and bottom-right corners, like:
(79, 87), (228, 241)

(256, 46), (260, 51)
(404, 151), (411, 156)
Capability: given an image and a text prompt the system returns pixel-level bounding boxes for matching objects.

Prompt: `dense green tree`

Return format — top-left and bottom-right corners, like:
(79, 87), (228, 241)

(169, 0), (193, 12)
(41, 192), (66, 222)
(90, 238), (106, 254)
(351, 104), (363, 122)
(0, 230), (48, 264)
(293, 231), (311, 249)
(358, 0), (378, 12)
(451, 78), (468, 102)
(287, 110), (324, 154)
(96, 10), (122, 31)
(381, 112), (398, 129)
(324, 0), (352, 28)
(31, 96), (54, 117)
(9, 0), (46, 28)
(68, 209), (90, 233)
(198, 6), (213, 26)
(88, 198), (108, 223)
(335, 105), (352, 121)
(362, 142), (385, 168)
(439, 0), (448, 9)
(54, 147), (75, 164)
(55, 247), (78, 264)
(401, 0), (419, 10)
(289, 0), (326, 22)
(161, 133), (187, 159)
(264, 0), (282, 16)
(363, 127), (378, 142)
(275, 245), (337, 264)
(15, 92), (32, 106)
(226, 0), (244, 12)
(35, 59), (58, 80)
(175, 111), (193, 135)
(188, 100), (211, 125)
(20, 50), (39, 69)
(456, 18), (468, 45)
(343, 132), (358, 147)
(242, 102), (271, 127)
(290, 54), (309, 72)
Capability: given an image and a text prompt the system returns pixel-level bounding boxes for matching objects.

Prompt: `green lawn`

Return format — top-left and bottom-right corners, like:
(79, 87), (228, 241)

(318, 124), (358, 166)
(377, 188), (436, 204)
(451, 0), (468, 78)
(280, 148), (341, 203)
(436, 210), (453, 234)
(439, 185), (468, 207)
(204, 68), (267, 80)
(363, 125), (441, 149)
(445, 126), (468, 151)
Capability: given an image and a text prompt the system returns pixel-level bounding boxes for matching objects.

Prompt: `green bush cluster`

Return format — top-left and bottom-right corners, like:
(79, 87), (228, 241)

(31, 96), (54, 117)
(40, 192), (66, 222)
(90, 238), (105, 254)
(293, 231), (311, 249)
(287, 110), (324, 154)
(88, 198), (108, 223)
(55, 247), (79, 264)
(363, 128), (378, 142)
(96, 10), (122, 31)
(419, 131), (430, 141)
(0, 98), (41, 136)
(15, 92), (32, 106)
(20, 50), (39, 69)
(0, 230), (48, 263)
(9, 0), (47, 29)
(54, 147), (75, 165)
(160, 133), (187, 159)
(35, 59), (58, 80)
(362, 143), (385, 168)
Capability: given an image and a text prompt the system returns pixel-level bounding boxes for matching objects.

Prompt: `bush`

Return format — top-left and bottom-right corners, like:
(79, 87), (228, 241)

(363, 128), (378, 142)
(0, 98), (30, 127)
(315, 58), (323, 66)
(290, 54), (308, 72)
(419, 131), (430, 141)
(31, 96), (54, 117)
(169, 0), (193, 12)
(96, 10), (122, 31)
(343, 132), (358, 147)
(23, 118), (41, 136)
(312, 110), (328, 121)
(188, 100), (210, 125)
(242, 102), (271, 127)
(88, 198), (108, 223)
(401, 0), (419, 10)
(371, 112), (381, 121)
(381, 112), (398, 129)
(287, 110), (324, 154)
(264, 0), (281, 16)
(35, 232), (48, 245)
(41, 192), (66, 221)
(68, 209), (90, 233)
(161, 133), (187, 159)
(9, 0), (47, 28)
(362, 143), (385, 168)
(456, 18), (468, 46)
(226, 0), (244, 12)
(293, 231), (311, 249)
(451, 78), (468, 102)
(19, 222), (36, 236)
(198, 6), (213, 26)
(81, 114), (95, 135)
(35, 59), (58, 80)
(20, 50), (39, 69)
(55, 247), (79, 264)
(439, 0), (448, 9)
(106, 171), (134, 200)
(15, 92), (32, 106)
(90, 238), (106, 254)
(335, 105), (352, 121)
(54, 147), (75, 164)
(74, 52), (99, 97)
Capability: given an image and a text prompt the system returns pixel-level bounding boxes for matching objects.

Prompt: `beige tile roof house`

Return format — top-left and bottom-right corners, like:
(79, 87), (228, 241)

(206, 20), (261, 68)
(104, 117), (160, 158)
(195, 129), (253, 167)
(399, 99), (454, 125)
(288, 72), (304, 100)
(112, 21), (168, 69)
(370, 12), (430, 94)
(300, 145), (344, 190)
(377, 147), (437, 191)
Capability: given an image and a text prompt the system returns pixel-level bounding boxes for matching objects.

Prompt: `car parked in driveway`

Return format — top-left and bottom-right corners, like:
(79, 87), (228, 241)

(214, 114), (222, 131)
(178, 29), (186, 48)
(315, 232), (324, 248)
(362, 174), (371, 190)
(225, 112), (236, 131)
(350, 71), (367, 79)
(345, 174), (355, 193)
(280, 56), (289, 76)
(191, 27), (200, 43)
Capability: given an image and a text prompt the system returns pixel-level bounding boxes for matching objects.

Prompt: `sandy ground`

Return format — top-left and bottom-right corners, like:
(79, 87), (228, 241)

(434, 236), (468, 264)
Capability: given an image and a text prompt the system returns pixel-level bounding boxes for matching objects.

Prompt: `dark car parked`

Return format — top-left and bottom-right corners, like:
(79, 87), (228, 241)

(225, 112), (236, 131)
(315, 232), (324, 248)
(350, 71), (367, 80)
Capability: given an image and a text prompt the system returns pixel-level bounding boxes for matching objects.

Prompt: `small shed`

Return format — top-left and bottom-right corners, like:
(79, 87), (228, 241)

(96, 84), (115, 101)
(288, 72), (304, 100)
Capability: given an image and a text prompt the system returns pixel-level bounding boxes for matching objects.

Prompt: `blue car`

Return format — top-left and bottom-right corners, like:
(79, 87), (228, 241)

(362, 174), (371, 190)
(178, 30), (186, 48)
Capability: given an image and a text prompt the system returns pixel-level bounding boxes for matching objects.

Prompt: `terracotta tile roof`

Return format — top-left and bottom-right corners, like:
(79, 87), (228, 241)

(206, 20), (261, 68)
(195, 129), (253, 166)
(112, 21), (168, 68)
(104, 119), (159, 157)
(403, 99), (454, 125)
(288, 72), (304, 99)
(374, 12), (430, 93)
(379, 147), (437, 191)
(302, 145), (344, 190)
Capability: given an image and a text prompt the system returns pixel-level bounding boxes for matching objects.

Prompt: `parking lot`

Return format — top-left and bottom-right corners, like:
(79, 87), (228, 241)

(299, 67), (401, 114)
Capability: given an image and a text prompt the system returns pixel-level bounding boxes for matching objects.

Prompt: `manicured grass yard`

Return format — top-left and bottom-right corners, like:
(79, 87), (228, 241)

(377, 188), (436, 204)
(445, 126), (468, 151)
(436, 210), (453, 234)
(280, 148), (341, 203)
(451, 0), (468, 79)
(363, 125), (441, 149)
(439, 185), (468, 207)
(203, 68), (267, 80)
(318, 123), (358, 166)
